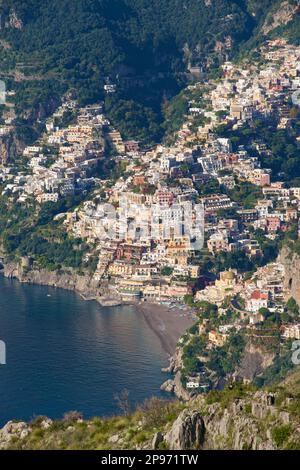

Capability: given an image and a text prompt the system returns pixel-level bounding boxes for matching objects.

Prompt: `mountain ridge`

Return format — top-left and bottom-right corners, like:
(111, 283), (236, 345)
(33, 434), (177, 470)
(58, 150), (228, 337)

(1, 1), (298, 144)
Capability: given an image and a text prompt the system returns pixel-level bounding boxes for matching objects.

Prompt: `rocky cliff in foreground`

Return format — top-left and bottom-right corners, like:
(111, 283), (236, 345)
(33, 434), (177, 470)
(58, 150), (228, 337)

(2, 369), (300, 450)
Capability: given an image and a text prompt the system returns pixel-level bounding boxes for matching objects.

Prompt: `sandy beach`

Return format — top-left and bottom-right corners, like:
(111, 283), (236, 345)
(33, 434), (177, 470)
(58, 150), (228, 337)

(136, 302), (196, 356)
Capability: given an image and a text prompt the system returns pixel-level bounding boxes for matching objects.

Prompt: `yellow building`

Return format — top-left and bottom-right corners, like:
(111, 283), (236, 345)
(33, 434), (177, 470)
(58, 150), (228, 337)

(108, 262), (134, 277)
(215, 270), (237, 289)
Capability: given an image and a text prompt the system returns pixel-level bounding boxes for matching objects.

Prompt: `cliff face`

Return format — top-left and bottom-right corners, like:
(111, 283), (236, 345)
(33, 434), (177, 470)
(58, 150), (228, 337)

(0, 130), (23, 164)
(279, 246), (300, 305)
(237, 341), (276, 382)
(0, 9), (23, 30)
(22, 97), (60, 122)
(261, 1), (300, 35)
(3, 260), (115, 303)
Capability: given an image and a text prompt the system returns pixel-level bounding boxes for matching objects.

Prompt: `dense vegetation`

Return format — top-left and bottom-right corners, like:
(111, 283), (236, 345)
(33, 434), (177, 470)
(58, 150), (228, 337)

(0, 0), (284, 144)
(238, 0), (300, 59)
(0, 196), (92, 271)
(217, 115), (300, 183)
(181, 288), (300, 388)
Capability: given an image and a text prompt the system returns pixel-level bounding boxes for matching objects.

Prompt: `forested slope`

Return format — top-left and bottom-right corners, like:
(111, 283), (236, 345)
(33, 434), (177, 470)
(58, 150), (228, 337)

(0, 0), (298, 143)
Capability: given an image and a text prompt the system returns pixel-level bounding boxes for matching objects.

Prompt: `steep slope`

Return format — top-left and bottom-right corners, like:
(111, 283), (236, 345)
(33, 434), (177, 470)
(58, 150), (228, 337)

(1, 377), (300, 450)
(260, 0), (300, 36)
(240, 0), (300, 56)
(0, 0), (278, 144)
(0, 1), (254, 79)
(280, 245), (300, 306)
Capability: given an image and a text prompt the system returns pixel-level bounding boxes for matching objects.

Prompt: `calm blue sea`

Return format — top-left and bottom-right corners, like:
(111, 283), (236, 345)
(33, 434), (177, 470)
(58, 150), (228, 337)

(0, 276), (169, 426)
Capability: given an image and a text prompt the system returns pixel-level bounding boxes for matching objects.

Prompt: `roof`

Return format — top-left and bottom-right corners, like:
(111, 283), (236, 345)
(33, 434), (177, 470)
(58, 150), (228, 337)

(251, 290), (268, 300)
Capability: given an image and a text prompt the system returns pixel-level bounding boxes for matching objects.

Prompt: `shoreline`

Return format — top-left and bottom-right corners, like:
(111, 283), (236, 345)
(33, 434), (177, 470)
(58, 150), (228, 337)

(2, 266), (197, 358)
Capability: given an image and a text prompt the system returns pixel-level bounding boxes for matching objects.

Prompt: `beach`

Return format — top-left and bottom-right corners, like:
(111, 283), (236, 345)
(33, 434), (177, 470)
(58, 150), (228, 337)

(136, 302), (196, 356)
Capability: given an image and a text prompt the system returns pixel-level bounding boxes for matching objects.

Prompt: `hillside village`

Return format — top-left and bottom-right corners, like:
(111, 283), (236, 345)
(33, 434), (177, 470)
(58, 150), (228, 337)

(1, 39), (300, 392)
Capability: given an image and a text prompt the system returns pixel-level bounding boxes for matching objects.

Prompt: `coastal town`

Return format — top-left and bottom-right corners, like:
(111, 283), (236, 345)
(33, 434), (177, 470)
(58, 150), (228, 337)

(1, 38), (300, 392)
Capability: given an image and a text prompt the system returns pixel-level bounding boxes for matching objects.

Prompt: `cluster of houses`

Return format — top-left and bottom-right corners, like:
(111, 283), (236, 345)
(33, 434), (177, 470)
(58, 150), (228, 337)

(1, 39), (300, 359)
(59, 40), (300, 324)
(0, 101), (108, 202)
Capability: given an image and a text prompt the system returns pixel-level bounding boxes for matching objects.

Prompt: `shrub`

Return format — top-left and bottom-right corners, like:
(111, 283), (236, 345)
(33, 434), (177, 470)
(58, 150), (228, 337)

(63, 411), (83, 423)
(271, 425), (292, 448)
(137, 397), (176, 429)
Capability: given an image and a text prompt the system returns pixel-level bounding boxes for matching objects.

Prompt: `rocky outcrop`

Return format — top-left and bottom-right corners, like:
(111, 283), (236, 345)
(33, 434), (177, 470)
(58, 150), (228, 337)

(160, 379), (175, 393)
(0, 9), (23, 30)
(0, 129), (23, 164)
(154, 385), (300, 450)
(161, 347), (192, 399)
(164, 410), (205, 450)
(0, 421), (32, 449)
(279, 246), (300, 305)
(23, 97), (60, 122)
(152, 432), (164, 449)
(251, 391), (277, 420)
(237, 341), (276, 382)
(2, 387), (300, 450)
(152, 390), (292, 450)
(261, 1), (300, 35)
(168, 347), (184, 373)
(161, 371), (191, 401)
(8, 10), (23, 30)
(3, 260), (113, 302)
(198, 391), (293, 450)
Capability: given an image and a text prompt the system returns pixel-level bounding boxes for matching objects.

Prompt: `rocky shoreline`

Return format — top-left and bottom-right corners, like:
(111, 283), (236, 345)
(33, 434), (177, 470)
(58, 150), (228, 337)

(2, 259), (128, 308)
(3, 260), (102, 298)
(160, 347), (192, 401)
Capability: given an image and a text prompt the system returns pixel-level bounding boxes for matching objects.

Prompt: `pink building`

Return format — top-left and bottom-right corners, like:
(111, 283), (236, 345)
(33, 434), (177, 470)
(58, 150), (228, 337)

(266, 216), (281, 233)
